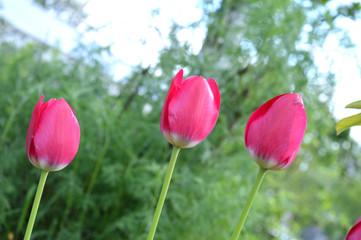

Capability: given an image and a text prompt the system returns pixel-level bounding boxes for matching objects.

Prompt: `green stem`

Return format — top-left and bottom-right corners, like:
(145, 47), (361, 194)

(231, 167), (267, 240)
(24, 170), (49, 240)
(147, 146), (180, 240)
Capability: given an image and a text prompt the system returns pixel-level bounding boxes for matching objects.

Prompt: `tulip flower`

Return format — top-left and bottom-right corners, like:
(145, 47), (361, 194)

(346, 216), (361, 240)
(26, 95), (80, 171)
(231, 93), (307, 240)
(24, 95), (80, 240)
(148, 70), (220, 240)
(160, 69), (221, 148)
(245, 93), (307, 170)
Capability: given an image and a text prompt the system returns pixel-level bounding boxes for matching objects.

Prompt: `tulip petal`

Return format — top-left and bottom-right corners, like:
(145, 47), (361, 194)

(347, 216), (361, 240)
(160, 69), (183, 135)
(26, 95), (44, 157)
(207, 78), (221, 110)
(245, 93), (307, 170)
(33, 98), (80, 171)
(167, 76), (219, 147)
(166, 69), (184, 104)
(245, 94), (287, 132)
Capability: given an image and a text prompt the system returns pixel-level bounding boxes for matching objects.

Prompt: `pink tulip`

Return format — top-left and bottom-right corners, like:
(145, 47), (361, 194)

(26, 95), (80, 171)
(347, 216), (361, 240)
(244, 93), (307, 170)
(160, 69), (221, 148)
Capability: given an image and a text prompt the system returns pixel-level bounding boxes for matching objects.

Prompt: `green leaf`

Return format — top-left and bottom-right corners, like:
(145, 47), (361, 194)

(346, 100), (361, 109)
(336, 113), (361, 135)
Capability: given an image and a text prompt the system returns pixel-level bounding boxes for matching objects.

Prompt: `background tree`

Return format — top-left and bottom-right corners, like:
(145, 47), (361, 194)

(0, 0), (361, 239)
(32, 0), (87, 27)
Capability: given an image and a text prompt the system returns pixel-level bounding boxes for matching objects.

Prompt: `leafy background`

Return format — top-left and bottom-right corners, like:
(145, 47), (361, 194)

(1, 0), (361, 239)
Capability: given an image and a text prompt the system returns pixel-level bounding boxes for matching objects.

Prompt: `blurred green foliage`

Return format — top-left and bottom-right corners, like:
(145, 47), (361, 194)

(1, 0), (361, 239)
(336, 100), (361, 135)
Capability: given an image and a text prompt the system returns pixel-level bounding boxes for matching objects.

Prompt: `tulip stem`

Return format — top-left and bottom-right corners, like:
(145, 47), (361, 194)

(24, 170), (49, 240)
(147, 146), (180, 240)
(231, 167), (267, 240)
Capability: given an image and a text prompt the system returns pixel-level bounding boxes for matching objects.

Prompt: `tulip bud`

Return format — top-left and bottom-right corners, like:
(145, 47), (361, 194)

(347, 216), (361, 240)
(26, 95), (80, 171)
(244, 93), (307, 170)
(160, 69), (221, 148)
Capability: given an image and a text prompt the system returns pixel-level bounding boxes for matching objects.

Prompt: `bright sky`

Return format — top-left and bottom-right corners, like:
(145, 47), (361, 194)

(1, 0), (361, 141)
(0, 0), (209, 77)
(316, 14), (361, 142)
(81, 0), (209, 78)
